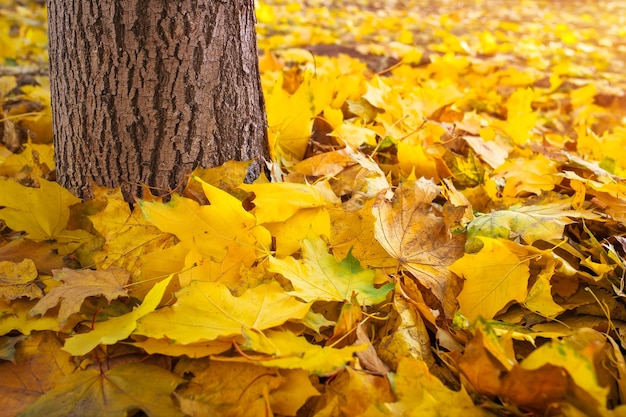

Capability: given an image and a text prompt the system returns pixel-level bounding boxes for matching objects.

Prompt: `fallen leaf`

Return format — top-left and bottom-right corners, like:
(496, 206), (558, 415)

(135, 281), (311, 344)
(466, 202), (588, 245)
(239, 181), (338, 224)
(524, 264), (564, 318)
(131, 337), (232, 358)
(30, 268), (130, 325)
(449, 237), (530, 321)
(0, 334), (26, 362)
(266, 72), (334, 162)
(499, 87), (538, 145)
(0, 299), (58, 335)
(269, 235), (393, 305)
(372, 178), (465, 317)
(326, 292), (362, 347)
(518, 329), (610, 408)
(239, 328), (366, 375)
(269, 369), (321, 416)
(174, 358), (277, 417)
(457, 321), (515, 397)
(140, 178), (271, 284)
(0, 259), (41, 300)
(329, 200), (398, 269)
(0, 239), (74, 274)
(88, 187), (176, 278)
(380, 358), (491, 416)
(492, 154), (560, 197)
(0, 179), (80, 241)
(0, 332), (75, 416)
(354, 324), (390, 375)
(19, 362), (185, 417)
(62, 275), (172, 356)
(310, 367), (394, 417)
(377, 291), (435, 371)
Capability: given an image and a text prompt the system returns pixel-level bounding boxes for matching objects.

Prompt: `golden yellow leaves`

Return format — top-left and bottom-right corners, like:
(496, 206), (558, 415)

(497, 88), (538, 145)
(7, 1), (626, 415)
(265, 72), (334, 163)
(136, 282), (310, 344)
(450, 238), (530, 321)
(381, 358), (491, 417)
(239, 180), (336, 256)
(0, 179), (91, 244)
(0, 3), (48, 66)
(240, 329), (367, 375)
(140, 178), (271, 286)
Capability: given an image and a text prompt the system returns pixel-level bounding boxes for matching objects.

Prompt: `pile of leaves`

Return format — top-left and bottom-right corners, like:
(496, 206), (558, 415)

(3, 0), (626, 415)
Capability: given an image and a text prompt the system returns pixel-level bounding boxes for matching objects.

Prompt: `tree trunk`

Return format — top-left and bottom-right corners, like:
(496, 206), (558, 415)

(47, 0), (268, 201)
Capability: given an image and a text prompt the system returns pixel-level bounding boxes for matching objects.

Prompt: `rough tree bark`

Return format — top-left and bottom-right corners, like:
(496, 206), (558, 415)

(47, 0), (269, 201)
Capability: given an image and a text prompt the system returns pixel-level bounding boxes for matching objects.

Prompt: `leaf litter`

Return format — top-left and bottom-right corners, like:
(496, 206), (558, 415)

(3, 0), (626, 415)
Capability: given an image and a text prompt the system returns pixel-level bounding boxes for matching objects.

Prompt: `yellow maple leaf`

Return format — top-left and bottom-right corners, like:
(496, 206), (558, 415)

(377, 291), (435, 371)
(0, 179), (83, 241)
(524, 273), (564, 318)
(362, 75), (394, 110)
(239, 328), (366, 375)
(499, 87), (538, 145)
(372, 178), (465, 317)
(311, 366), (394, 416)
(330, 201), (398, 269)
(131, 337), (232, 358)
(264, 208), (332, 257)
(186, 160), (252, 199)
(239, 180), (338, 224)
(397, 138), (444, 182)
(62, 275), (172, 356)
(376, 358), (491, 416)
(265, 72), (334, 163)
(140, 178), (271, 284)
(0, 298), (60, 337)
(330, 123), (378, 148)
(449, 237), (530, 321)
(492, 154), (561, 197)
(89, 187), (175, 278)
(270, 368), (321, 415)
(19, 362), (185, 417)
(269, 235), (394, 305)
(17, 84), (53, 145)
(135, 281), (311, 344)
(0, 143), (55, 178)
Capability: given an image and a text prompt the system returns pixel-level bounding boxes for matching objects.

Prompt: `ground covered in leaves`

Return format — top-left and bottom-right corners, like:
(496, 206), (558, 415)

(2, 0), (626, 416)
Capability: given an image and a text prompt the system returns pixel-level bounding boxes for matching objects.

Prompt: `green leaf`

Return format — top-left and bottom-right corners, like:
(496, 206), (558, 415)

(269, 235), (393, 305)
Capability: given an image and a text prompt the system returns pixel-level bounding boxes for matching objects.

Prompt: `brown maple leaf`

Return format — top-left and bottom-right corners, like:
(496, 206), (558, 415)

(372, 178), (466, 318)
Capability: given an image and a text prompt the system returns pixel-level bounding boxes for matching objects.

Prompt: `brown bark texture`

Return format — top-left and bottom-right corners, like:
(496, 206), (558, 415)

(47, 0), (269, 200)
